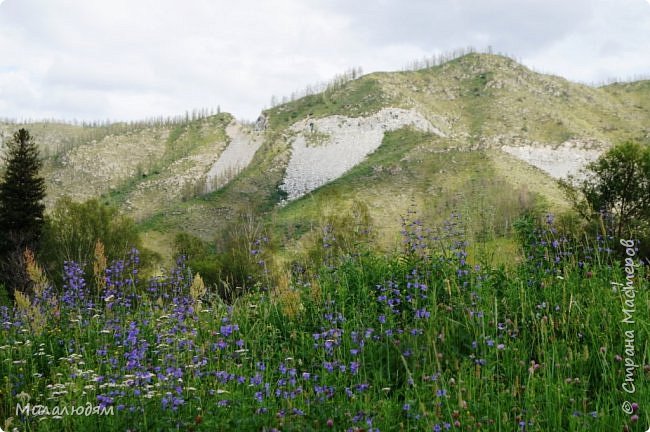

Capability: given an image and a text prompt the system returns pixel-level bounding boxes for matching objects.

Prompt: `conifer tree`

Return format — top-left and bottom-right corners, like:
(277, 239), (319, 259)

(0, 128), (46, 295)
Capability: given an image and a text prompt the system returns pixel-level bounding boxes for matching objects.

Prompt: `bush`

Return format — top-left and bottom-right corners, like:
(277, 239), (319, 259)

(0, 283), (11, 307)
(173, 232), (220, 288)
(302, 201), (375, 270)
(40, 197), (144, 282)
(174, 216), (276, 302)
(561, 141), (650, 235)
(213, 213), (275, 301)
(560, 141), (650, 262)
(174, 232), (211, 260)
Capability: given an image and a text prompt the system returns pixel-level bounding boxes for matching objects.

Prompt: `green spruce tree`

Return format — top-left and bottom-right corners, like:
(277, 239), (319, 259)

(0, 128), (46, 295)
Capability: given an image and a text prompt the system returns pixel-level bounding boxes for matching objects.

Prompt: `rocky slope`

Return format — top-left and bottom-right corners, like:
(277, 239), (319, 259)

(280, 108), (440, 201)
(2, 53), (649, 253)
(205, 122), (264, 193)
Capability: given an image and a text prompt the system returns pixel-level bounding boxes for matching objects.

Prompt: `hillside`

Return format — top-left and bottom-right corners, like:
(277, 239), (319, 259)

(1, 114), (234, 220)
(2, 53), (650, 262)
(137, 54), (649, 259)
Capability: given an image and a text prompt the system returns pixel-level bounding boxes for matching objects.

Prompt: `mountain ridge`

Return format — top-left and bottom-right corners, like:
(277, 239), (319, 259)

(1, 53), (649, 261)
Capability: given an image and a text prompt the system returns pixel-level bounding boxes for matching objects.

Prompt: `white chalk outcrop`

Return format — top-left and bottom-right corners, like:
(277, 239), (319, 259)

(205, 122), (264, 192)
(501, 139), (604, 179)
(280, 108), (442, 201)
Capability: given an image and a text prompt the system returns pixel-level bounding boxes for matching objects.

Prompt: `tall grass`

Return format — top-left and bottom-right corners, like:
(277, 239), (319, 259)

(0, 212), (647, 431)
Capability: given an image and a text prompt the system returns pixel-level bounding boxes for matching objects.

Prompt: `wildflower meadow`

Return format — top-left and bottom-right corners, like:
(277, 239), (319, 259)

(0, 212), (648, 431)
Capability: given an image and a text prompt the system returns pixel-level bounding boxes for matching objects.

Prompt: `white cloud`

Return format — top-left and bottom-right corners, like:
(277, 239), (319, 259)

(0, 0), (649, 122)
(523, 0), (650, 84)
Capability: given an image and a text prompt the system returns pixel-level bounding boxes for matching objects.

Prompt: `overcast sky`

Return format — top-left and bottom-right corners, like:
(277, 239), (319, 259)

(1, 0), (649, 122)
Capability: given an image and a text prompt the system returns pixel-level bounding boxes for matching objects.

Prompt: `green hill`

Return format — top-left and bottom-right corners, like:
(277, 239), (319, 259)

(137, 54), (649, 261)
(3, 53), (649, 264)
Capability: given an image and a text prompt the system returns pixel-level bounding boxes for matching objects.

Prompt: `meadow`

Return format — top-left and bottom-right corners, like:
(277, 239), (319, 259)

(0, 210), (648, 432)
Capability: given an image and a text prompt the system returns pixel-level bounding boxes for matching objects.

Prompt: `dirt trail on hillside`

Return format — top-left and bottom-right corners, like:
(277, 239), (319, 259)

(205, 122), (263, 192)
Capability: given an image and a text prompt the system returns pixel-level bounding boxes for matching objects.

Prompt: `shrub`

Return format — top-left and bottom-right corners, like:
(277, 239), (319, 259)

(174, 215), (277, 302)
(213, 213), (275, 301)
(560, 141), (650, 233)
(303, 201), (374, 270)
(173, 232), (220, 288)
(560, 141), (650, 261)
(40, 197), (144, 283)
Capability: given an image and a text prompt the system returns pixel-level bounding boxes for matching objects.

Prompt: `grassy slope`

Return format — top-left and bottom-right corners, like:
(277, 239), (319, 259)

(6, 54), (650, 263)
(138, 55), (650, 264)
(265, 77), (390, 130)
(599, 79), (650, 144)
(272, 128), (550, 267)
(243, 55), (650, 264)
(136, 76), (396, 251)
(1, 121), (126, 160)
(376, 54), (649, 145)
(104, 114), (232, 219)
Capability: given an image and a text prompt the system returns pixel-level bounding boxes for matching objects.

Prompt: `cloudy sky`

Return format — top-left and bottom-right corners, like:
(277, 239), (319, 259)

(1, 0), (649, 122)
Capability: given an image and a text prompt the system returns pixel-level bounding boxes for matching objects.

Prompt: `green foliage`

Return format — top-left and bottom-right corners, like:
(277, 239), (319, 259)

(561, 141), (650, 239)
(513, 213), (538, 255)
(0, 283), (11, 307)
(40, 197), (143, 280)
(265, 77), (387, 130)
(301, 201), (375, 269)
(173, 232), (220, 287)
(173, 216), (276, 302)
(174, 232), (211, 259)
(212, 213), (275, 301)
(0, 211), (648, 431)
(0, 129), (46, 242)
(0, 128), (46, 294)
